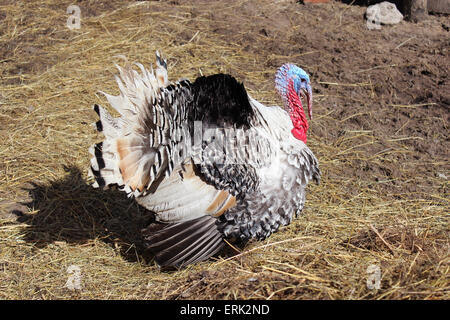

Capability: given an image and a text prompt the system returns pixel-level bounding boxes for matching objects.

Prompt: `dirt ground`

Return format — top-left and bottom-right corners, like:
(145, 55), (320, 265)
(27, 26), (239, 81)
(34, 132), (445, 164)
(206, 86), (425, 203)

(0, 0), (448, 299)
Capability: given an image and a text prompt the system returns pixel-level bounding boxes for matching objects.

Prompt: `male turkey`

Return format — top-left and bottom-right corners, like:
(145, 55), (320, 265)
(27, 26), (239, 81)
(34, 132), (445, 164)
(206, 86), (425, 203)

(88, 52), (320, 268)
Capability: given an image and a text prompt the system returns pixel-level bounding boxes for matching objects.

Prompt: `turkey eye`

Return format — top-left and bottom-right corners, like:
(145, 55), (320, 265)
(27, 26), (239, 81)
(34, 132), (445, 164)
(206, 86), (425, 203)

(301, 78), (306, 83)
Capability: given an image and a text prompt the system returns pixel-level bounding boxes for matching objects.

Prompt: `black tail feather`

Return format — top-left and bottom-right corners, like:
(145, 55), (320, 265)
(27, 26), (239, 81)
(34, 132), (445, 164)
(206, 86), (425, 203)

(142, 215), (224, 268)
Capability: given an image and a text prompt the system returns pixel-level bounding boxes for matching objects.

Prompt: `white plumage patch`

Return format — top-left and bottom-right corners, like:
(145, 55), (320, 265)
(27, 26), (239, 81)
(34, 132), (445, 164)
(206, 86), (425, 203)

(136, 162), (237, 222)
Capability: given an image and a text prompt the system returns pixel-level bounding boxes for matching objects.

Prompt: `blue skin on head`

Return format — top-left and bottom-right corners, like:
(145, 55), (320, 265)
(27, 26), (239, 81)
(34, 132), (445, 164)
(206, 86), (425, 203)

(287, 64), (310, 92)
(275, 63), (313, 119)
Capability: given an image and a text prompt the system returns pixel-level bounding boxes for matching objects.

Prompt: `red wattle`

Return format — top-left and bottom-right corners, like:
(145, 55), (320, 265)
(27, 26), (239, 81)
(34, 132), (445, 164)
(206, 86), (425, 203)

(291, 128), (307, 143)
(286, 80), (308, 143)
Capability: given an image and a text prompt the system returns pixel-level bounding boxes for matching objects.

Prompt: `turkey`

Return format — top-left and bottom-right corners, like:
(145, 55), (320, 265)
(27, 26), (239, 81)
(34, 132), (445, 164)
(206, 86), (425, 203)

(88, 52), (320, 268)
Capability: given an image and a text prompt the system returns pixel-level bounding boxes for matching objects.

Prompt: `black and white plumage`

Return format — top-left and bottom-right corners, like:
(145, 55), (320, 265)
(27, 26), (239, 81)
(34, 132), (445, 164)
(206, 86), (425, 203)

(88, 52), (320, 268)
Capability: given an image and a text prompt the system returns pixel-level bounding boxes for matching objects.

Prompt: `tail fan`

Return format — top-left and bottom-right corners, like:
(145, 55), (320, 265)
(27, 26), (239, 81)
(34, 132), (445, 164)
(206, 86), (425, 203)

(88, 52), (192, 197)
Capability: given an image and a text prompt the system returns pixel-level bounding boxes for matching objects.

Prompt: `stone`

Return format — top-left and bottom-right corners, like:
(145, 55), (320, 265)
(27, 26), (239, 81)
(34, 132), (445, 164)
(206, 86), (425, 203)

(366, 1), (404, 27)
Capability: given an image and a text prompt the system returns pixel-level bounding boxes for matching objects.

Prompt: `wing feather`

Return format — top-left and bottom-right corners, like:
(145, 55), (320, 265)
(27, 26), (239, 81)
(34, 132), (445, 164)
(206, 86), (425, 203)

(142, 215), (224, 268)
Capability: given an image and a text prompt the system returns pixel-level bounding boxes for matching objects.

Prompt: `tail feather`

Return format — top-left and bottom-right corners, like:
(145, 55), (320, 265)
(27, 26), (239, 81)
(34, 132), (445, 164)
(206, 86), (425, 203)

(155, 50), (168, 86)
(88, 51), (191, 197)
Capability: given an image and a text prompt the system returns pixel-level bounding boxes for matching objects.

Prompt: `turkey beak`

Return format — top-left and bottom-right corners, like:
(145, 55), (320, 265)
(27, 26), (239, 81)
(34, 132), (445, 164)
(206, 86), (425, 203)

(301, 85), (313, 120)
